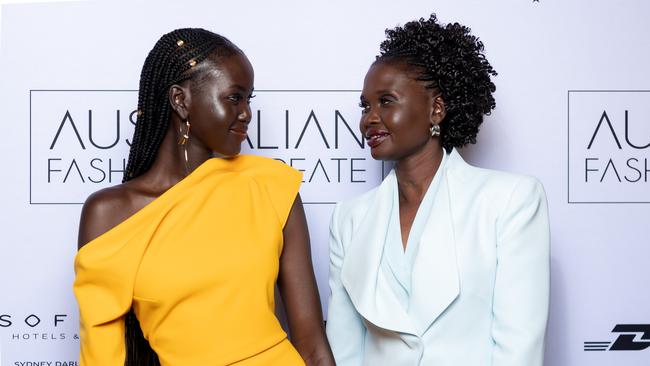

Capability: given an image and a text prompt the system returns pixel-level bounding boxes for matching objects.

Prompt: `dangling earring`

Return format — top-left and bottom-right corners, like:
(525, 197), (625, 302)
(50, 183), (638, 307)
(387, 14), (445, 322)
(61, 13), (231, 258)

(178, 119), (191, 173)
(430, 124), (441, 137)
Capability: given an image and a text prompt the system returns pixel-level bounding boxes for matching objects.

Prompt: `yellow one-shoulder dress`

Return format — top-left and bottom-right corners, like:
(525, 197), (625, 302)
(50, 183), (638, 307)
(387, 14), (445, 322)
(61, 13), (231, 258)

(73, 155), (305, 366)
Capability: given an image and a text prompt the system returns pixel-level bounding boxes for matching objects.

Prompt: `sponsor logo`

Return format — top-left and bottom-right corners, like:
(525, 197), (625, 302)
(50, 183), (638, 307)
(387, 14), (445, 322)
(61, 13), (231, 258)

(29, 90), (383, 205)
(568, 90), (650, 203)
(584, 324), (650, 351)
(0, 313), (77, 342)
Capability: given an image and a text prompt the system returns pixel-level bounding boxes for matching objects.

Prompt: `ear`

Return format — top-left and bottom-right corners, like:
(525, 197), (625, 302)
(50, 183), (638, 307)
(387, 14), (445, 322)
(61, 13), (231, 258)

(168, 84), (191, 120)
(430, 94), (446, 125)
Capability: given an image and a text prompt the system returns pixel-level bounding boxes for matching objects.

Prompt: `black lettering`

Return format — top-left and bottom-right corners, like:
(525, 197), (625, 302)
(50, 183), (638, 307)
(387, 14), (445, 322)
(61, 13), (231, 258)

(308, 159), (331, 183)
(24, 314), (41, 327)
(624, 110), (650, 149)
(585, 158), (599, 182)
(601, 159), (622, 182)
(256, 111), (278, 149)
(285, 110), (290, 149)
(587, 111), (622, 149)
(88, 158), (106, 183)
(49, 110), (86, 150)
(624, 158), (642, 183)
(54, 314), (67, 327)
(88, 110), (120, 149)
(63, 159), (85, 183)
(108, 158), (126, 183)
(126, 109), (138, 147)
(295, 110), (330, 149)
(245, 135), (254, 149)
(331, 158), (348, 183)
(350, 158), (366, 183)
(335, 110), (364, 148)
(48, 158), (62, 183)
(0, 314), (12, 327)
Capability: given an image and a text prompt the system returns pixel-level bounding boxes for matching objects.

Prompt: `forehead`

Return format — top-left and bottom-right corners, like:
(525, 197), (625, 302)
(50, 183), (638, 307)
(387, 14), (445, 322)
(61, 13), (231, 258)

(200, 53), (254, 88)
(362, 61), (424, 94)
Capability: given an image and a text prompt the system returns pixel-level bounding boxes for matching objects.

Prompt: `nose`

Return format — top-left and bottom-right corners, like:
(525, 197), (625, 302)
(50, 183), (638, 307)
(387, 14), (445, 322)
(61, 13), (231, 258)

(238, 103), (252, 124)
(360, 105), (380, 132)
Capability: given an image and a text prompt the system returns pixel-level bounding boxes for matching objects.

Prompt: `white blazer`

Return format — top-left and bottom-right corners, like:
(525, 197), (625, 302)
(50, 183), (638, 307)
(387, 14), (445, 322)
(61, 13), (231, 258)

(326, 150), (550, 366)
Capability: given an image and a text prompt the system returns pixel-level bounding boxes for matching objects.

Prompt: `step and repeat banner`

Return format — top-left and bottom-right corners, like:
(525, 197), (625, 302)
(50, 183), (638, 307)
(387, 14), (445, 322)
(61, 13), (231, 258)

(1, 0), (648, 365)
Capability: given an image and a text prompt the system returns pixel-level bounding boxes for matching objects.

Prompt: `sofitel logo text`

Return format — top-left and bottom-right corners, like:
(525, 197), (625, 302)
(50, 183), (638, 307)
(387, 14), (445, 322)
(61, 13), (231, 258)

(0, 313), (77, 341)
(568, 90), (650, 203)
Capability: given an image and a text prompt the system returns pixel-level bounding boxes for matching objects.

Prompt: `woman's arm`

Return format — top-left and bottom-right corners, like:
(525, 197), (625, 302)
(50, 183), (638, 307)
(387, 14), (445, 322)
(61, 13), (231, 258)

(278, 193), (335, 366)
(75, 190), (131, 365)
(491, 177), (550, 366)
(325, 203), (366, 365)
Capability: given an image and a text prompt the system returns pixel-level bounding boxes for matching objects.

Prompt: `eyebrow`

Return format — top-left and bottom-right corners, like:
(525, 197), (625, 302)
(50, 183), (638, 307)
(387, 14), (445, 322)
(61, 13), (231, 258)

(360, 89), (397, 100)
(229, 84), (254, 93)
(375, 89), (395, 95)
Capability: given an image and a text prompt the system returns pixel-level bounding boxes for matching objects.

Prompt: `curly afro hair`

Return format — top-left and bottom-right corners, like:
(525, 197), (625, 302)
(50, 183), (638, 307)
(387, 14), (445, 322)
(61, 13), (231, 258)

(377, 14), (497, 152)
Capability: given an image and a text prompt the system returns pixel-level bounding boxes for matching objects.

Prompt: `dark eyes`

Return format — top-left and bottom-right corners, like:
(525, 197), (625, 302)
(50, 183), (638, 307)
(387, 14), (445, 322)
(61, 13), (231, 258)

(227, 94), (256, 104)
(359, 96), (394, 114)
(359, 101), (370, 114)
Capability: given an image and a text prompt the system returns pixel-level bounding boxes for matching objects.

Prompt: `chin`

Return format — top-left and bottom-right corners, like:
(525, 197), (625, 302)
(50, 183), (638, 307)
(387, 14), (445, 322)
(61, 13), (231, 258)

(213, 146), (242, 158)
(369, 147), (395, 162)
(370, 153), (395, 162)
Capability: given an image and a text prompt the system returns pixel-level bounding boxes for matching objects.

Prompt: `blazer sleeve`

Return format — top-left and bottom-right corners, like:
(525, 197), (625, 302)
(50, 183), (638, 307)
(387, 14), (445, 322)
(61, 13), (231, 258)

(491, 176), (550, 366)
(325, 203), (366, 365)
(78, 316), (126, 365)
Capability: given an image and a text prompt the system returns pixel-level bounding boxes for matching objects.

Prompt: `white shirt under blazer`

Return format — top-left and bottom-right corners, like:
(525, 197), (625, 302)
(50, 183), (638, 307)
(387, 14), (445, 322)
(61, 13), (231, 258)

(326, 149), (550, 366)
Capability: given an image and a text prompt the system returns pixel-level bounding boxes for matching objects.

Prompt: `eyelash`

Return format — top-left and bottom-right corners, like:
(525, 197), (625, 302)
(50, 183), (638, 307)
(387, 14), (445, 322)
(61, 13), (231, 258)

(359, 97), (393, 114)
(228, 94), (256, 104)
(359, 101), (370, 114)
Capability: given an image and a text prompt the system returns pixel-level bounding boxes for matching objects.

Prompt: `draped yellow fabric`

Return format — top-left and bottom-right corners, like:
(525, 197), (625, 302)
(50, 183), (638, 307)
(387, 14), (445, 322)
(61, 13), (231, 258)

(73, 155), (305, 366)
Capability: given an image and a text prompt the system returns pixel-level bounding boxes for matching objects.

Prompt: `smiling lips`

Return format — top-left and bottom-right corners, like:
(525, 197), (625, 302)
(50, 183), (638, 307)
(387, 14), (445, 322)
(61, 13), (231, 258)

(365, 129), (390, 148)
(229, 125), (248, 137)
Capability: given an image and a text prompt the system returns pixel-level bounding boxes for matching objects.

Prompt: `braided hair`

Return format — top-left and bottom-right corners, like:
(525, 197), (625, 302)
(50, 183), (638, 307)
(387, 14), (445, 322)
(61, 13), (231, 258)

(122, 28), (241, 365)
(376, 14), (497, 152)
(124, 28), (241, 182)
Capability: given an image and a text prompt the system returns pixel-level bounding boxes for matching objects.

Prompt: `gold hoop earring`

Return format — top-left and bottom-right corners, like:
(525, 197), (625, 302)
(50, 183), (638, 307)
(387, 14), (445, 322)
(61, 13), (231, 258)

(178, 119), (191, 173)
(430, 124), (441, 137)
(178, 119), (190, 145)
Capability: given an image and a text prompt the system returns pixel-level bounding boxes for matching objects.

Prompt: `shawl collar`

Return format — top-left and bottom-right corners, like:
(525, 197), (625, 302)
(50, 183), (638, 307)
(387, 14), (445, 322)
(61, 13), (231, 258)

(340, 151), (462, 336)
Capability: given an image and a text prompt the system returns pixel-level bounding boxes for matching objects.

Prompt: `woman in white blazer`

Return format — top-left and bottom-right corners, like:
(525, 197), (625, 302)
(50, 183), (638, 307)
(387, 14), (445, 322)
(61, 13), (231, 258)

(326, 14), (550, 366)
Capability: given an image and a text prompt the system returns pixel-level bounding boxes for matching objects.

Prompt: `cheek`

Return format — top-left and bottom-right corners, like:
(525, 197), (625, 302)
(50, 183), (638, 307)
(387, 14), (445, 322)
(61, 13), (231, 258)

(391, 109), (430, 142)
(389, 109), (421, 133)
(208, 102), (230, 126)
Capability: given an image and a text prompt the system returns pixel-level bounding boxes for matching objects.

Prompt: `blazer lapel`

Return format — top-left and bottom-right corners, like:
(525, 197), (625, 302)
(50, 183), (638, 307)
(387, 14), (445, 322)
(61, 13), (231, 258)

(409, 157), (460, 336)
(340, 171), (416, 335)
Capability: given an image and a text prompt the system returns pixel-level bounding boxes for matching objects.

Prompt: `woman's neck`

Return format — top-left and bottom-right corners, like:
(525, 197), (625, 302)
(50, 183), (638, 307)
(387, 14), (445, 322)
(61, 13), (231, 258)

(394, 142), (444, 204)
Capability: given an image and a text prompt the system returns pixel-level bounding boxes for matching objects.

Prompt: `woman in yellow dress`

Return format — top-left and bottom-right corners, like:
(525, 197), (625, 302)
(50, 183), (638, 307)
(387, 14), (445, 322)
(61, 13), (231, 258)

(73, 28), (334, 366)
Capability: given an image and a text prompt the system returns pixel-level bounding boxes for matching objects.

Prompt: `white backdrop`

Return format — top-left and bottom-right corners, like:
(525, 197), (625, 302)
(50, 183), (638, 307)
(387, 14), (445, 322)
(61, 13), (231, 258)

(1, 0), (649, 365)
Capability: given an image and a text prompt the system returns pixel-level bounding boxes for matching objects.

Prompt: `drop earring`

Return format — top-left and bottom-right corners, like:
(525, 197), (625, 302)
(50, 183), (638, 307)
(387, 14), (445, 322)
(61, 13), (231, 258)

(178, 118), (191, 173)
(430, 124), (441, 137)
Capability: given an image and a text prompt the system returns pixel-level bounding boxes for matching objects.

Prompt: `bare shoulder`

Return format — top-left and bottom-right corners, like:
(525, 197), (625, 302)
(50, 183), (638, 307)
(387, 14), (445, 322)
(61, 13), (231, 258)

(77, 183), (139, 250)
